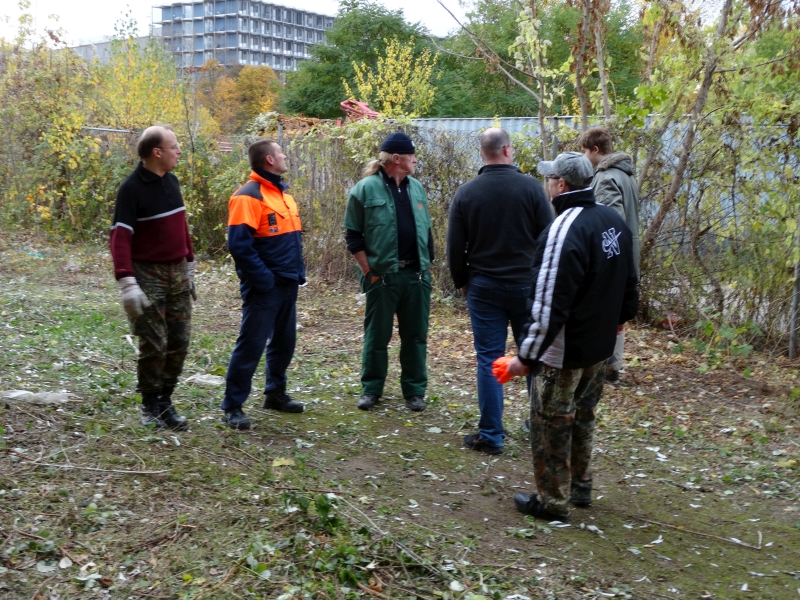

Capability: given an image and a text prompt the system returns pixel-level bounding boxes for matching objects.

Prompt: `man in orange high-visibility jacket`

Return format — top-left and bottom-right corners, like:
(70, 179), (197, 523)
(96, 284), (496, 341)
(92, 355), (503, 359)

(221, 139), (306, 430)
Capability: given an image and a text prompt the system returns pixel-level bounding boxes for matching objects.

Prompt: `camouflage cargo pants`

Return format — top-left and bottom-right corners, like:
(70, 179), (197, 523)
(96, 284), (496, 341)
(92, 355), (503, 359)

(130, 260), (192, 395)
(529, 360), (605, 516)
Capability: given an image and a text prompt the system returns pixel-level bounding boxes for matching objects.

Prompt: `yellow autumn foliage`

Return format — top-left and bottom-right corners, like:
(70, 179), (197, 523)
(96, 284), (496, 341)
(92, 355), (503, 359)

(343, 37), (439, 118)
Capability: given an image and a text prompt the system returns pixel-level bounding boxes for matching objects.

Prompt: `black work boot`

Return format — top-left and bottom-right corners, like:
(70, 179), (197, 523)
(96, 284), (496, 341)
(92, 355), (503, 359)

(140, 393), (165, 428)
(263, 389), (304, 413)
(405, 396), (427, 412)
(222, 407), (251, 430)
(158, 386), (188, 431)
(570, 477), (593, 507)
(357, 394), (380, 410)
(514, 492), (571, 522)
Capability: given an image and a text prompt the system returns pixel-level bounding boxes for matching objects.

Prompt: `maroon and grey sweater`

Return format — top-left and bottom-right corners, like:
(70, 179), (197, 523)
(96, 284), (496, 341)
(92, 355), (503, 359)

(110, 162), (194, 280)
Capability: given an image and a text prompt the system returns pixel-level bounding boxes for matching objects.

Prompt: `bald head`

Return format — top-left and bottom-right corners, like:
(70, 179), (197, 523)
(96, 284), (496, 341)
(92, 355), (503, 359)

(137, 126), (172, 159)
(137, 125), (181, 176)
(479, 128), (513, 164)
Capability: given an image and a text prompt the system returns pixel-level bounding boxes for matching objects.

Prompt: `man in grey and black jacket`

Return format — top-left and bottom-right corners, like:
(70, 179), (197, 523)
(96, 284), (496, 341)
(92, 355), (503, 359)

(505, 151), (638, 522)
(579, 126), (640, 382)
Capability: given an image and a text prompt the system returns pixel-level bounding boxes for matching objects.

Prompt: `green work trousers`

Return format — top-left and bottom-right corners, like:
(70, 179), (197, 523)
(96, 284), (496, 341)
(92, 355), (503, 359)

(361, 267), (431, 398)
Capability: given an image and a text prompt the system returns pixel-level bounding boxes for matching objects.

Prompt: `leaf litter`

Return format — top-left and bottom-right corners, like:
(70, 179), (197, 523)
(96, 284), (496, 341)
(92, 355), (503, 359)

(1, 234), (799, 598)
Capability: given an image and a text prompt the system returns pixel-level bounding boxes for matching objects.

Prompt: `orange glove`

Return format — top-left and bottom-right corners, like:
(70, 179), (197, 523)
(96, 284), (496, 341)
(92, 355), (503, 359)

(492, 356), (516, 384)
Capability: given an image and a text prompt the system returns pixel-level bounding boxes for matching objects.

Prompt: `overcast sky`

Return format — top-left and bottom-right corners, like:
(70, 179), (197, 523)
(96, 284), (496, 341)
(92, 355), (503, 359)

(1, 0), (468, 45)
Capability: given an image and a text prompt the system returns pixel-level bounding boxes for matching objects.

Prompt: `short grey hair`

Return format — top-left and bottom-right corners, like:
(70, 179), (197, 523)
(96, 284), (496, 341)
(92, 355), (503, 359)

(479, 128), (511, 157)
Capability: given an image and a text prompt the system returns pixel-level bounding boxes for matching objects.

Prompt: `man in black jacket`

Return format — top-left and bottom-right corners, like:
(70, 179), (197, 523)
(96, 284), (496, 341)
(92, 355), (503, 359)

(505, 151), (638, 522)
(447, 128), (553, 455)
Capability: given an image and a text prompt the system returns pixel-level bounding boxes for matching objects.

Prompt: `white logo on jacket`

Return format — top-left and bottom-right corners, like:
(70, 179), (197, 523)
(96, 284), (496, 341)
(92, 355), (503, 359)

(602, 228), (621, 258)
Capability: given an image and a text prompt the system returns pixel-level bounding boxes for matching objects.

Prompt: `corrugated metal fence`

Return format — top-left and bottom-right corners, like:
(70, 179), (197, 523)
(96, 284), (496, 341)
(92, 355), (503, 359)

(411, 116), (583, 136)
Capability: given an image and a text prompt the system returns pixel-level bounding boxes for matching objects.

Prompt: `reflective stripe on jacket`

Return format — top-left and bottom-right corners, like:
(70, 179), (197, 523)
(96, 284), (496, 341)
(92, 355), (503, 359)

(227, 171), (305, 293)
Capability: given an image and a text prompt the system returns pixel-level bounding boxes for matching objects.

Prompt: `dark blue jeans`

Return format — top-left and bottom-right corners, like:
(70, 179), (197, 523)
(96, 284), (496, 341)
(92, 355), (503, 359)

(466, 275), (531, 448)
(222, 280), (298, 410)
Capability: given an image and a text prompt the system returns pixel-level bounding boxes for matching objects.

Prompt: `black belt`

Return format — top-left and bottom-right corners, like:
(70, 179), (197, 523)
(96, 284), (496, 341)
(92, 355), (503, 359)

(398, 260), (419, 269)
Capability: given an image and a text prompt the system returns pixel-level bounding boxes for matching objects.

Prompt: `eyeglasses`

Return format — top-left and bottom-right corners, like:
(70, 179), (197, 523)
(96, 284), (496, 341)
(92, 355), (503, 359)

(544, 175), (561, 181)
(157, 145), (180, 151)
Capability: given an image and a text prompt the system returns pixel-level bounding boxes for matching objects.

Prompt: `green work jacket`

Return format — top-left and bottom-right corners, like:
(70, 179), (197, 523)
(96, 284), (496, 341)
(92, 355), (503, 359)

(343, 173), (432, 274)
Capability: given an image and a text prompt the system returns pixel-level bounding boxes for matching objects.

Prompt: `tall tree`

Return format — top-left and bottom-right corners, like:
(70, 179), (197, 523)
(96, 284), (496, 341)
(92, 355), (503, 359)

(197, 59), (241, 133)
(280, 0), (423, 118)
(236, 65), (281, 122)
(91, 16), (189, 132)
(430, 0), (642, 121)
(428, 0), (538, 117)
(344, 36), (439, 117)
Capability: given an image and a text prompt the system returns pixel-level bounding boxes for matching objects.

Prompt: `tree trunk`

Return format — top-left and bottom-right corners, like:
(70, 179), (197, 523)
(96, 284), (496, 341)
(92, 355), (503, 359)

(640, 0), (734, 264)
(592, 0), (611, 121)
(574, 0), (591, 130)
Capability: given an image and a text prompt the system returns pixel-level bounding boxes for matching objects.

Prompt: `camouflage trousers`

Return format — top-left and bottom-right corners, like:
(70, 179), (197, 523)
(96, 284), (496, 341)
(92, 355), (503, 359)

(529, 360), (605, 516)
(130, 260), (192, 395)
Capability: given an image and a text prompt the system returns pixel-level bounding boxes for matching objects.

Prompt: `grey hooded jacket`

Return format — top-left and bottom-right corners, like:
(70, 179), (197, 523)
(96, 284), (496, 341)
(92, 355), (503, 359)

(591, 152), (640, 273)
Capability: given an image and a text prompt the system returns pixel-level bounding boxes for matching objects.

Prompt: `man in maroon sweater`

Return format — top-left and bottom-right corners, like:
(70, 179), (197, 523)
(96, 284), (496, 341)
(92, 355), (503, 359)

(110, 126), (195, 430)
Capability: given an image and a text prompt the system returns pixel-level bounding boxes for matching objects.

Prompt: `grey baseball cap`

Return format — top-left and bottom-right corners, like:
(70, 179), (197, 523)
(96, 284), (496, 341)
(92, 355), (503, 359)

(537, 151), (594, 188)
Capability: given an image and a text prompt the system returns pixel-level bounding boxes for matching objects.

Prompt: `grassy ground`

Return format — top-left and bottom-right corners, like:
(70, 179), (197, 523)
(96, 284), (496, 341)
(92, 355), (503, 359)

(1, 232), (799, 600)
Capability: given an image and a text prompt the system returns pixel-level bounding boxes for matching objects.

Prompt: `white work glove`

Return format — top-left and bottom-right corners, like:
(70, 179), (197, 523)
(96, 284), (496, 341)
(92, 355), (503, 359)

(118, 277), (151, 318)
(187, 261), (198, 301)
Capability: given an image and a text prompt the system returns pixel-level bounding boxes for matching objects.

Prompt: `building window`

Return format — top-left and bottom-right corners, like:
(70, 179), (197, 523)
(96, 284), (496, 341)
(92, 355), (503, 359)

(194, 20), (204, 34)
(183, 21), (193, 35)
(215, 17), (225, 31)
(306, 29), (312, 41)
(193, 3), (203, 18)
(205, 3), (213, 17)
(226, 16), (236, 29)
(285, 26), (292, 39)
(194, 36), (204, 50)
(215, 1), (226, 15)
(274, 24), (282, 36)
(284, 10), (292, 23)
(204, 36), (214, 49)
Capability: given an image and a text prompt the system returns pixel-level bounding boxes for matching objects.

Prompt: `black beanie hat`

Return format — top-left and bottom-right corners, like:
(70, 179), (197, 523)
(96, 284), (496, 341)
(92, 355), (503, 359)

(380, 132), (415, 154)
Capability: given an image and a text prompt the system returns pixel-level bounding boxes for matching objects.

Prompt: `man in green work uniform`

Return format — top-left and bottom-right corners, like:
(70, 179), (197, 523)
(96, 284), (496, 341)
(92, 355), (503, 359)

(344, 132), (434, 412)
